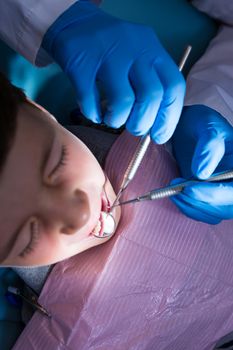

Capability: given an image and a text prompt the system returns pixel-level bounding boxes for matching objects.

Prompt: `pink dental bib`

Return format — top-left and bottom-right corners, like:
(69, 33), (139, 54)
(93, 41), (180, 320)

(13, 132), (233, 350)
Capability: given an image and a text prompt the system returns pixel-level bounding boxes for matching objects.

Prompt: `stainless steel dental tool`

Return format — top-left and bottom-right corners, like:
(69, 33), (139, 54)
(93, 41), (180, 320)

(7, 286), (51, 318)
(109, 45), (192, 211)
(111, 169), (233, 207)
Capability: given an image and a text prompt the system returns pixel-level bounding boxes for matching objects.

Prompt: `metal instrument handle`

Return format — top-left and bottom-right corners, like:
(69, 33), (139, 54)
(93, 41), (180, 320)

(109, 46), (192, 211)
(149, 169), (233, 200)
(121, 45), (192, 189)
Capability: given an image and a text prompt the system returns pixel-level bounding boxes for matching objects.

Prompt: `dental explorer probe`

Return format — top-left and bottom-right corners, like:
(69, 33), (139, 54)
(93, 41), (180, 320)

(111, 169), (233, 207)
(109, 45), (192, 211)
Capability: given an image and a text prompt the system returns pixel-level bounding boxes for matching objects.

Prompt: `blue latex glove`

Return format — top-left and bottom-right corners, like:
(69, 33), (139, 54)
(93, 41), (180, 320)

(171, 104), (233, 224)
(42, 1), (185, 144)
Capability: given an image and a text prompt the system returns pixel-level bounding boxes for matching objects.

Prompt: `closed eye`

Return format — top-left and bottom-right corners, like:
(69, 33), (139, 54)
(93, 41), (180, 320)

(19, 145), (69, 259)
(49, 145), (69, 178)
(19, 219), (40, 258)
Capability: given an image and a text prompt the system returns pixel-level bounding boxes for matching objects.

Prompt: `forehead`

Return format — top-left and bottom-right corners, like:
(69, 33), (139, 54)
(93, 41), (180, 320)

(0, 104), (54, 257)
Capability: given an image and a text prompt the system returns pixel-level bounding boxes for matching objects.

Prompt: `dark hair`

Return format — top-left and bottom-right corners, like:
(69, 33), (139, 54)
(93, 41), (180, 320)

(0, 72), (27, 173)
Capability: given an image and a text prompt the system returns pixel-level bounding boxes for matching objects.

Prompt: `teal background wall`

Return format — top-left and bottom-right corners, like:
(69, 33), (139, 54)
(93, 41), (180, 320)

(102, 0), (217, 74)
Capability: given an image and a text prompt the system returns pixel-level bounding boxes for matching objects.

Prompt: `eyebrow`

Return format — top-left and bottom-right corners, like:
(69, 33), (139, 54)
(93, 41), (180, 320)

(0, 122), (56, 264)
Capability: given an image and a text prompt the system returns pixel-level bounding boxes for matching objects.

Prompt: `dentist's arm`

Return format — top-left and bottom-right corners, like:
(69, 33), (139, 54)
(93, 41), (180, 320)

(191, 0), (233, 26)
(0, 0), (77, 66)
(0, 1), (185, 143)
(172, 1), (233, 224)
(41, 1), (185, 140)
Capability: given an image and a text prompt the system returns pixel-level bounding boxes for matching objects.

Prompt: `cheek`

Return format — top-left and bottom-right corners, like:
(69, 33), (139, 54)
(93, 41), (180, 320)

(27, 231), (92, 265)
(31, 235), (63, 264)
(69, 139), (104, 180)
(39, 232), (78, 254)
(17, 234), (66, 266)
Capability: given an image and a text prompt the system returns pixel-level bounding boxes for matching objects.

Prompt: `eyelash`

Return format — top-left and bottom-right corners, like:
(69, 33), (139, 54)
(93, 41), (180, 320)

(19, 220), (40, 258)
(20, 145), (69, 259)
(51, 145), (69, 176)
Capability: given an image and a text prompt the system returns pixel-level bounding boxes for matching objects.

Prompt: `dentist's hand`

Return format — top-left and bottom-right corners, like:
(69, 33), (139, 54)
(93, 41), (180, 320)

(171, 105), (233, 224)
(42, 1), (185, 144)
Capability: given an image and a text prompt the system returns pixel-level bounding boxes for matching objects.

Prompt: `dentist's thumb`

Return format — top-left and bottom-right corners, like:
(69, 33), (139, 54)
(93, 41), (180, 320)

(191, 128), (225, 179)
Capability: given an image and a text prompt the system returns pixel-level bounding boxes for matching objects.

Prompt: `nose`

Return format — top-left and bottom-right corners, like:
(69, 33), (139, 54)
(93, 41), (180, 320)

(61, 189), (90, 235)
(41, 188), (91, 235)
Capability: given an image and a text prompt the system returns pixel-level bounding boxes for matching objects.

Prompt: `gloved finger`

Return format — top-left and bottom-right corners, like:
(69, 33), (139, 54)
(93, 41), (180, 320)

(97, 62), (135, 129)
(170, 177), (186, 185)
(170, 195), (222, 225)
(126, 56), (163, 136)
(150, 52), (185, 144)
(68, 63), (102, 123)
(170, 178), (220, 223)
(192, 128), (225, 179)
(171, 177), (233, 220)
(183, 181), (233, 206)
(172, 189), (233, 221)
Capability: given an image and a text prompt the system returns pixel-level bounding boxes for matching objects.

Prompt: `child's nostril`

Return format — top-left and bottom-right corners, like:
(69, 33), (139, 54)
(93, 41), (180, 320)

(74, 189), (87, 199)
(60, 225), (76, 235)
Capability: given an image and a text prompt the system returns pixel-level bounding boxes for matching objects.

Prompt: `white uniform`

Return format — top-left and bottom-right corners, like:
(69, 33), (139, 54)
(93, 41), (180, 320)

(0, 0), (77, 66)
(185, 0), (233, 127)
(0, 0), (233, 126)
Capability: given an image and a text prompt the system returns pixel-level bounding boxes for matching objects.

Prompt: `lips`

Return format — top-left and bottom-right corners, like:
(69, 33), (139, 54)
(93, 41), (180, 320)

(101, 192), (111, 213)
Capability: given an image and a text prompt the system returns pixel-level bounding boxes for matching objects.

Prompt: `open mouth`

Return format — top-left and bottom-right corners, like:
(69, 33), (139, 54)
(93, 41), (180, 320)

(91, 193), (116, 238)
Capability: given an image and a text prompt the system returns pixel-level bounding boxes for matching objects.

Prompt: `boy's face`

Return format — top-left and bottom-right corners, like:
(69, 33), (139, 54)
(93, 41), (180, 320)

(0, 103), (121, 266)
